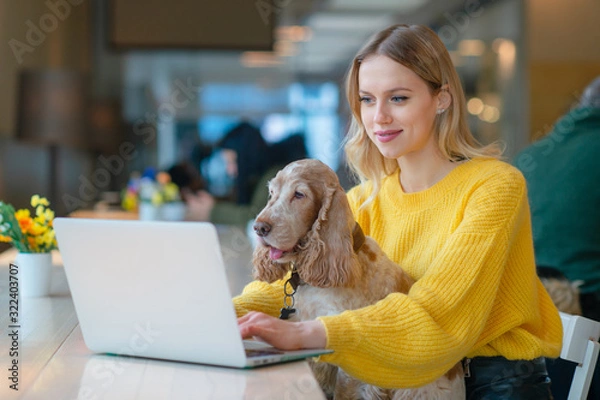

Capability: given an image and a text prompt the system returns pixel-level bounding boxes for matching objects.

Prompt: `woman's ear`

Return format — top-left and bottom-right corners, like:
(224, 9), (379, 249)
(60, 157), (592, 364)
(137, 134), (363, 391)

(437, 84), (452, 111)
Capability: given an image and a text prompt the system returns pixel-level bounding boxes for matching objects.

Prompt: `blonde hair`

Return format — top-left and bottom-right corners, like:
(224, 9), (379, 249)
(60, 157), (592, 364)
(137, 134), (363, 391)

(343, 24), (502, 199)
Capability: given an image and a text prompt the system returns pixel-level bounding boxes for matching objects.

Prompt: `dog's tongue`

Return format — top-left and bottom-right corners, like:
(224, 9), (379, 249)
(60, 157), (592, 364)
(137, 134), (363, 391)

(270, 247), (285, 260)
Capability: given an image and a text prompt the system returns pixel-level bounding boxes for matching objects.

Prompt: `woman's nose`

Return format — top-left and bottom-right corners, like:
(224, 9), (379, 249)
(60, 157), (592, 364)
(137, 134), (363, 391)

(373, 104), (392, 125)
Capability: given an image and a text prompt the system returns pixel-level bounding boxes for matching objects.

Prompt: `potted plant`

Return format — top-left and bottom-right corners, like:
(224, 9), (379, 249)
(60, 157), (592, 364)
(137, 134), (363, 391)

(0, 195), (58, 297)
(122, 168), (185, 221)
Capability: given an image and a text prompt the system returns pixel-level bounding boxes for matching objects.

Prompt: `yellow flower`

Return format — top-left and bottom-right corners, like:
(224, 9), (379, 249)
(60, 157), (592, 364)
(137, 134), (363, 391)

(15, 209), (31, 219)
(121, 192), (137, 211)
(35, 234), (46, 246)
(0, 194), (57, 253)
(31, 195), (50, 208)
(27, 236), (37, 250)
(43, 230), (57, 248)
(151, 192), (163, 206)
(28, 223), (46, 236)
(15, 209), (33, 234)
(34, 215), (45, 227)
(163, 183), (180, 202)
(31, 204), (54, 228)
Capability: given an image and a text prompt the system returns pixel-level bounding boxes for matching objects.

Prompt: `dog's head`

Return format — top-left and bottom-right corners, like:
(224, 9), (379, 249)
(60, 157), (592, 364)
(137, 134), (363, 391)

(252, 159), (361, 288)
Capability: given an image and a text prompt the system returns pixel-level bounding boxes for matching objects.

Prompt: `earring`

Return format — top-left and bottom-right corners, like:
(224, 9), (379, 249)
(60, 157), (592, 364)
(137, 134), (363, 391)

(436, 108), (446, 115)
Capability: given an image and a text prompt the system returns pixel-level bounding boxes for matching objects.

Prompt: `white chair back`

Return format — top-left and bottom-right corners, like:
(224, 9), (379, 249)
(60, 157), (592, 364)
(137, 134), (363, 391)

(560, 312), (600, 399)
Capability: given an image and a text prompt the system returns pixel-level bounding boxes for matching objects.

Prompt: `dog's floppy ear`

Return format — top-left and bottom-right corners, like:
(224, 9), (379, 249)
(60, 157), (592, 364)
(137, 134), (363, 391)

(252, 245), (289, 283)
(297, 184), (361, 288)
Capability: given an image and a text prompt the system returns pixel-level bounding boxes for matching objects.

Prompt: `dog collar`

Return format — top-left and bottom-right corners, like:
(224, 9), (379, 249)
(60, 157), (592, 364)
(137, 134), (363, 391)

(279, 263), (300, 320)
(353, 222), (365, 253)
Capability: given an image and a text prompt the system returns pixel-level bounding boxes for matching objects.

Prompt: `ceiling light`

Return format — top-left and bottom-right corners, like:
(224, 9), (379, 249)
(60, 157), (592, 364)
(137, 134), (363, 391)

(276, 26), (313, 42)
(307, 12), (394, 32)
(458, 40), (485, 56)
(493, 39), (516, 80)
(478, 105), (500, 123)
(467, 98), (484, 115)
(327, 0), (428, 13)
(240, 52), (283, 68)
(448, 51), (464, 67)
(274, 40), (297, 57)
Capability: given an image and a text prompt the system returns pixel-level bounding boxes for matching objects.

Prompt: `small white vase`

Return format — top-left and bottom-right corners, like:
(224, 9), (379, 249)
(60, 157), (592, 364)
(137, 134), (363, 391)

(161, 202), (186, 221)
(14, 252), (53, 297)
(138, 203), (161, 221)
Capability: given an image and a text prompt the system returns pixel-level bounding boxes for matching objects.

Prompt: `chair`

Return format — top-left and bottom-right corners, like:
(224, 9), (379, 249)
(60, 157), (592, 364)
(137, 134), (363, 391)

(560, 312), (600, 399)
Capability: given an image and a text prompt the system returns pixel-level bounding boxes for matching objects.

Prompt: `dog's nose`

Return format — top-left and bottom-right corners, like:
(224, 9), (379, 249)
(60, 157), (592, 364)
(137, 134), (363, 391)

(253, 221), (271, 237)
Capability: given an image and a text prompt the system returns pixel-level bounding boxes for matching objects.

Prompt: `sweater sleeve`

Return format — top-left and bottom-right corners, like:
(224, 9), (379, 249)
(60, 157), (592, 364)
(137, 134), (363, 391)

(232, 278), (286, 318)
(318, 169), (531, 388)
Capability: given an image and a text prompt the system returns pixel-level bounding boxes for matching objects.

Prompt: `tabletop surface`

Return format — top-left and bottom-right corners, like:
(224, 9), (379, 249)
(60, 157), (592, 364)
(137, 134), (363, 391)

(0, 224), (325, 399)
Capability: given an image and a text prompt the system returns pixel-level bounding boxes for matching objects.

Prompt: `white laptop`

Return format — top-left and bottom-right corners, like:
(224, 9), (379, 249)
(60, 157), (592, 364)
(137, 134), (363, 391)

(53, 218), (332, 368)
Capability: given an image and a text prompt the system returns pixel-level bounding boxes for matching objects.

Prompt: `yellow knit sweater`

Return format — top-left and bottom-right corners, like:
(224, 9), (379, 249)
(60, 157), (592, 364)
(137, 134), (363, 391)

(233, 158), (562, 388)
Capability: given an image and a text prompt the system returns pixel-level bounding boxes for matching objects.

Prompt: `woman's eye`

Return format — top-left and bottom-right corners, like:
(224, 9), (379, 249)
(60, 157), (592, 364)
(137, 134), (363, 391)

(293, 191), (305, 199)
(391, 96), (408, 103)
(359, 96), (373, 104)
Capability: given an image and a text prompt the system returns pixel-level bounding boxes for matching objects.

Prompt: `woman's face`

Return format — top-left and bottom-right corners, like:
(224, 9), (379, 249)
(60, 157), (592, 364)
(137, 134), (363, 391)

(358, 55), (442, 162)
(221, 149), (238, 178)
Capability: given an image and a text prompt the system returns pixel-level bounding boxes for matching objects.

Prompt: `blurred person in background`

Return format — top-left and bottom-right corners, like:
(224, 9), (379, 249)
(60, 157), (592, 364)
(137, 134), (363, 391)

(515, 76), (600, 400)
(167, 162), (206, 196)
(515, 76), (600, 321)
(167, 141), (212, 201)
(209, 121), (271, 204)
(186, 122), (308, 227)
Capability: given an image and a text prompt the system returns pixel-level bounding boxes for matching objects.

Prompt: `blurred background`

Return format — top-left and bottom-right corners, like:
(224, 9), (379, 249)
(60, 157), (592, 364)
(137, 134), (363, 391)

(0, 0), (599, 217)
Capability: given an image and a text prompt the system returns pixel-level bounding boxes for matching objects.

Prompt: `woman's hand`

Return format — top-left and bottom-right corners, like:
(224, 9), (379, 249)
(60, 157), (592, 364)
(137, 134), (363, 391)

(238, 311), (327, 350)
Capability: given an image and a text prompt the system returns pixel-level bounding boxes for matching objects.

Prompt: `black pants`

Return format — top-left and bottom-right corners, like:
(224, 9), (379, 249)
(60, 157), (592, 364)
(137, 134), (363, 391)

(580, 292), (600, 323)
(465, 356), (553, 399)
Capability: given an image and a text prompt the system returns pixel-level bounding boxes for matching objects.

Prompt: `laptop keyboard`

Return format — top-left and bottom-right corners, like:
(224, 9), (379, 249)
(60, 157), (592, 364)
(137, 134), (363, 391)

(245, 348), (285, 358)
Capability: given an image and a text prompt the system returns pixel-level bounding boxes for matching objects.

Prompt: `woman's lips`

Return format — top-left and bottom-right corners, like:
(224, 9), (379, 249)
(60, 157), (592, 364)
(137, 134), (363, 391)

(375, 130), (402, 143)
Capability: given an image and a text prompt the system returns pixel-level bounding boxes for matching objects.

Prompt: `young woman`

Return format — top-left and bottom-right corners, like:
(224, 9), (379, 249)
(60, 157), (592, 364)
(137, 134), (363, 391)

(236, 24), (562, 398)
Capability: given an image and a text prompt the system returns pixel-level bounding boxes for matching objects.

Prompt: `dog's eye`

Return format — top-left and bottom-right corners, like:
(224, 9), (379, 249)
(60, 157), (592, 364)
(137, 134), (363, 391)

(293, 191), (305, 199)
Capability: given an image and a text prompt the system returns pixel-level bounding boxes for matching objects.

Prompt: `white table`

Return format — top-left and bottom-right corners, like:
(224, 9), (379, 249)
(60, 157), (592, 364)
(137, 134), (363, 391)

(0, 226), (325, 399)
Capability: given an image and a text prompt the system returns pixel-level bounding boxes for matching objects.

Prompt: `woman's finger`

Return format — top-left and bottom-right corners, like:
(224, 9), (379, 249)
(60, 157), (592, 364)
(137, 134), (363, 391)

(237, 311), (263, 325)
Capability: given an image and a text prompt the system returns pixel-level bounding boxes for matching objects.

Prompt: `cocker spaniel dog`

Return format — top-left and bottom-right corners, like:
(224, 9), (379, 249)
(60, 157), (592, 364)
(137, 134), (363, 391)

(252, 159), (465, 400)
(537, 266), (583, 315)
